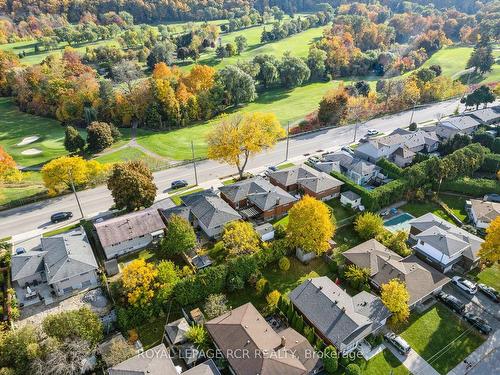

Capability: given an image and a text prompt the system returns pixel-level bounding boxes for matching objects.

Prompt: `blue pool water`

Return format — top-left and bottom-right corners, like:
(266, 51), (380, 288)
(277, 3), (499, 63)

(384, 212), (415, 232)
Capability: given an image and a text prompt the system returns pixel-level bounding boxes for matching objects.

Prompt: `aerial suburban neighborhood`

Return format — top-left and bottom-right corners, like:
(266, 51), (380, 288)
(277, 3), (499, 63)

(0, 1), (499, 375)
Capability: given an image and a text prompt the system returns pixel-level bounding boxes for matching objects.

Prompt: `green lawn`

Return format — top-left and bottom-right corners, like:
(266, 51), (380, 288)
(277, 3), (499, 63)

(469, 263), (500, 290)
(355, 349), (409, 375)
(333, 224), (363, 251)
(326, 199), (356, 222)
(170, 187), (204, 205)
(401, 200), (455, 224)
(439, 194), (468, 222)
(276, 162), (295, 170)
(399, 303), (485, 375)
(136, 317), (167, 350)
(42, 223), (80, 237)
(0, 184), (46, 206)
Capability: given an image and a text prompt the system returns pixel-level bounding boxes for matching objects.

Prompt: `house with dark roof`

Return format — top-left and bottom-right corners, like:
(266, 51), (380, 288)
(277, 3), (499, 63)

(409, 213), (484, 272)
(435, 115), (482, 140)
(467, 105), (500, 125)
(343, 239), (450, 307)
(95, 208), (167, 259)
(11, 227), (99, 305)
(466, 199), (500, 230)
(172, 190), (242, 239)
(205, 303), (322, 375)
(268, 164), (343, 201)
(219, 177), (297, 221)
(289, 276), (390, 354)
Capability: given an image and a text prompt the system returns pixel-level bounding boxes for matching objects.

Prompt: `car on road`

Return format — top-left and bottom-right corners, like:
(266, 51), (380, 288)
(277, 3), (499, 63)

(308, 156), (320, 163)
(50, 212), (73, 223)
(384, 332), (411, 355)
(437, 291), (465, 314)
(171, 180), (188, 189)
(478, 283), (499, 303)
(452, 276), (478, 295)
(367, 129), (379, 136)
(463, 312), (492, 335)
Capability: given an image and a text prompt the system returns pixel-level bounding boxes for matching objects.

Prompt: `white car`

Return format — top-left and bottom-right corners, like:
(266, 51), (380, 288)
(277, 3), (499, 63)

(452, 276), (477, 295)
(367, 129), (379, 136)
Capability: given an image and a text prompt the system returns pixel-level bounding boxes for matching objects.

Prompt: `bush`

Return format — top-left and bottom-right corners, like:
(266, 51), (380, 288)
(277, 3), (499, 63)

(323, 345), (338, 374)
(256, 277), (269, 295)
(266, 290), (281, 308)
(481, 154), (500, 173)
(173, 264), (228, 305)
(492, 138), (500, 153)
(376, 158), (404, 178)
(346, 363), (361, 375)
(87, 121), (114, 152)
(278, 256), (290, 271)
(440, 177), (500, 196)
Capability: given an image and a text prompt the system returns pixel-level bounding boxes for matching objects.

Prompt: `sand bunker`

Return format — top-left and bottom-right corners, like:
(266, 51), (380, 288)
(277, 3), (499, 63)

(21, 148), (42, 155)
(17, 136), (40, 146)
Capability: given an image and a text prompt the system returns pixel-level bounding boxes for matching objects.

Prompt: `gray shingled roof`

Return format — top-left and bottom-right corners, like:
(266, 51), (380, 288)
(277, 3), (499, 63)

(470, 199), (500, 224)
(289, 277), (390, 349)
(181, 190), (241, 229)
(269, 164), (343, 193)
(183, 360), (221, 375)
(341, 191), (361, 201)
(343, 239), (450, 305)
(220, 177), (297, 211)
(108, 343), (177, 375)
(439, 115), (481, 131)
(165, 317), (189, 345)
(11, 250), (47, 282)
(41, 228), (98, 284)
(323, 151), (380, 175)
(468, 105), (500, 123)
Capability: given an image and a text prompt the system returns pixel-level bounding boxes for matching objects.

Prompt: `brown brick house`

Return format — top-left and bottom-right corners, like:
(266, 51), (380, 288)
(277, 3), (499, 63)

(268, 164), (344, 201)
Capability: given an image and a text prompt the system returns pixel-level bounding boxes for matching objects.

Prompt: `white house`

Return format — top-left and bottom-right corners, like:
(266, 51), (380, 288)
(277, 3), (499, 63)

(340, 190), (362, 209)
(95, 208), (166, 259)
(466, 199), (500, 229)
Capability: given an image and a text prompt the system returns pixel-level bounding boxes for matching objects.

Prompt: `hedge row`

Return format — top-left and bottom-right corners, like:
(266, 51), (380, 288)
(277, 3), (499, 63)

(481, 154), (500, 173)
(439, 177), (500, 197)
(376, 158), (404, 178)
(492, 137), (500, 153)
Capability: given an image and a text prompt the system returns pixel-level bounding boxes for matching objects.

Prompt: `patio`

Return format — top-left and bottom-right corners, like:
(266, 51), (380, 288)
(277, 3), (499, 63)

(14, 281), (54, 307)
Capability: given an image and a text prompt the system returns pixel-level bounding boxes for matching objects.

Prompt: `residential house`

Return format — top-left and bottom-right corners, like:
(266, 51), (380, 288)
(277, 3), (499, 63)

(172, 190), (242, 239)
(314, 151), (382, 186)
(268, 164), (343, 201)
(340, 191), (362, 209)
(467, 105), (500, 126)
(289, 276), (390, 354)
(108, 343), (220, 375)
(219, 176), (297, 221)
(409, 213), (484, 272)
(11, 227), (99, 304)
(95, 208), (166, 259)
(342, 239), (450, 307)
(205, 302), (322, 375)
(354, 129), (440, 167)
(466, 199), (500, 230)
(435, 115), (481, 140)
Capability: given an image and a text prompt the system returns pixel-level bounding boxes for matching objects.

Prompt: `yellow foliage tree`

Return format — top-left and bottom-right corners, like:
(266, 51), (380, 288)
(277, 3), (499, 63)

(183, 64), (216, 94)
(0, 146), (21, 183)
(121, 259), (158, 307)
(207, 112), (285, 179)
(287, 195), (335, 255)
(41, 156), (108, 195)
(222, 221), (260, 257)
(381, 279), (410, 326)
(478, 216), (500, 264)
(266, 290), (281, 308)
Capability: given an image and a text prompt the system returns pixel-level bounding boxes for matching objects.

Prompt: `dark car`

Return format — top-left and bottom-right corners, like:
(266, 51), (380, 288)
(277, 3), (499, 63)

(171, 180), (188, 189)
(437, 291), (465, 314)
(463, 312), (492, 335)
(478, 283), (499, 303)
(50, 212), (73, 223)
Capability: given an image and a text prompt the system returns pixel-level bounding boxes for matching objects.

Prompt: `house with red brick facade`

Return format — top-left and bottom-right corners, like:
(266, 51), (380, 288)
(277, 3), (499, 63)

(219, 176), (297, 221)
(268, 164), (344, 201)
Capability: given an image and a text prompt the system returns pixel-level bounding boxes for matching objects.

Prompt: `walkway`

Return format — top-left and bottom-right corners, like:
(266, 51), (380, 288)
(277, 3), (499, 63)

(386, 343), (440, 375)
(447, 330), (500, 375)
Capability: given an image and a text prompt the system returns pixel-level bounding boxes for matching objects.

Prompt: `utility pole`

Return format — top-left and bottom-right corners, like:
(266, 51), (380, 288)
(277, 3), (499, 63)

(68, 170), (84, 219)
(409, 98), (417, 126)
(285, 121), (290, 161)
(191, 141), (198, 186)
(353, 122), (359, 143)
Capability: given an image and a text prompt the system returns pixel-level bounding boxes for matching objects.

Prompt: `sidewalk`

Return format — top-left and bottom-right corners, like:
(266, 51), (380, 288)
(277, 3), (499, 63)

(447, 329), (500, 375)
(386, 343), (440, 375)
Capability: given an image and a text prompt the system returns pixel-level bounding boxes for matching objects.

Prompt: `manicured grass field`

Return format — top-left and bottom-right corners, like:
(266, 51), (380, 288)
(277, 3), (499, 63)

(355, 349), (409, 375)
(0, 97), (72, 167)
(399, 303), (485, 375)
(469, 263), (500, 290)
(326, 198), (356, 222)
(401, 200), (455, 224)
(0, 185), (46, 206)
(334, 224), (363, 250)
(439, 194), (468, 222)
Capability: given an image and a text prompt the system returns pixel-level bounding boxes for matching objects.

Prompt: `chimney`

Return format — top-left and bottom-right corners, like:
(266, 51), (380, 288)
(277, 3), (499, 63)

(281, 336), (286, 348)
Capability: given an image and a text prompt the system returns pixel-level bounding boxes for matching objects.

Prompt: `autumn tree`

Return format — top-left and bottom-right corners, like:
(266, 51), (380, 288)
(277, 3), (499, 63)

(207, 112), (285, 179)
(287, 195), (335, 255)
(0, 146), (21, 184)
(101, 339), (136, 367)
(478, 216), (500, 264)
(86, 121), (115, 152)
(318, 85), (349, 126)
(121, 259), (158, 308)
(64, 126), (85, 153)
(266, 290), (281, 309)
(354, 212), (384, 240)
(203, 294), (229, 320)
(222, 221), (260, 257)
(344, 265), (370, 289)
(107, 160), (157, 211)
(160, 215), (197, 256)
(41, 156), (108, 196)
(381, 279), (410, 326)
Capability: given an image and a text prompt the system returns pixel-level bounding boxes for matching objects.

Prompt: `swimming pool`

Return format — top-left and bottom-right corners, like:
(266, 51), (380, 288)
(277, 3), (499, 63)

(384, 212), (415, 232)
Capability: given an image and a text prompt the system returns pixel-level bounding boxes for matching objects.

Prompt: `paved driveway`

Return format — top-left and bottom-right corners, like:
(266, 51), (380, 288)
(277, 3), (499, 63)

(385, 343), (440, 375)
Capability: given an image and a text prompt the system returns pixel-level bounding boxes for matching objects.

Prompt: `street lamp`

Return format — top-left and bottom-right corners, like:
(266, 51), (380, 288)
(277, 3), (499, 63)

(191, 141), (198, 186)
(68, 169), (84, 219)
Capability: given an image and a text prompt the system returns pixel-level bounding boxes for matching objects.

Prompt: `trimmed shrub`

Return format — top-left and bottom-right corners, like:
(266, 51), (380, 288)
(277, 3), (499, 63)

(278, 256), (290, 271)
(376, 158), (404, 178)
(481, 154), (500, 173)
(440, 177), (500, 196)
(346, 363), (361, 375)
(492, 138), (500, 153)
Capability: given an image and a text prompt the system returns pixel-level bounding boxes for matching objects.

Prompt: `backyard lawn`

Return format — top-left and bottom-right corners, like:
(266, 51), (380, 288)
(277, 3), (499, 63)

(401, 200), (455, 224)
(439, 194), (468, 222)
(398, 303), (485, 375)
(334, 224), (363, 250)
(354, 349), (409, 375)
(469, 263), (500, 290)
(326, 199), (356, 222)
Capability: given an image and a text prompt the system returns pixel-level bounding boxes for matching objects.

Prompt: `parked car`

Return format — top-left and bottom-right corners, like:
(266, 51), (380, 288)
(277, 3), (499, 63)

(341, 146), (354, 154)
(437, 292), (465, 313)
(308, 156), (320, 163)
(463, 312), (492, 335)
(171, 180), (188, 189)
(50, 212), (73, 223)
(478, 283), (499, 303)
(384, 332), (411, 355)
(367, 129), (379, 136)
(452, 276), (478, 295)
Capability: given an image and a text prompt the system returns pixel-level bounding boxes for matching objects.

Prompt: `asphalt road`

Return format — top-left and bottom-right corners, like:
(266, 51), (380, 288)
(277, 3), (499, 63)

(0, 98), (465, 239)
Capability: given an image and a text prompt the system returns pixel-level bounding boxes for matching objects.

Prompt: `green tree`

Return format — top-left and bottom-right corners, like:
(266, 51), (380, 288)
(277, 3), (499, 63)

(307, 47), (327, 80)
(346, 363), (362, 375)
(278, 52), (311, 88)
(160, 215), (197, 256)
(64, 126), (85, 153)
(0, 325), (41, 374)
(156, 260), (180, 303)
(216, 65), (256, 106)
(107, 160), (157, 211)
(467, 43), (494, 74)
(147, 40), (176, 69)
(87, 121), (114, 152)
(186, 325), (209, 350)
(203, 294), (229, 320)
(235, 36), (247, 54)
(354, 212), (384, 240)
(323, 345), (338, 374)
(462, 85), (496, 110)
(253, 54), (280, 88)
(344, 264), (370, 289)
